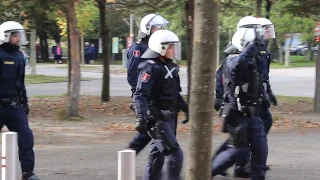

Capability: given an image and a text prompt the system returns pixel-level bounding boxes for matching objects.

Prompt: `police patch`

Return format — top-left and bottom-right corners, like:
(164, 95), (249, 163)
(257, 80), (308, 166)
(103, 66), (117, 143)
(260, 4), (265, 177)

(141, 72), (151, 82)
(133, 50), (140, 58)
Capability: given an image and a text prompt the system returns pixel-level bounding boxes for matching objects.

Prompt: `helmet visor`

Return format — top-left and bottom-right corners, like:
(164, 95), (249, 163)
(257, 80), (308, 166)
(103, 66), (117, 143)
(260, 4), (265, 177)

(263, 24), (275, 39)
(6, 29), (27, 46)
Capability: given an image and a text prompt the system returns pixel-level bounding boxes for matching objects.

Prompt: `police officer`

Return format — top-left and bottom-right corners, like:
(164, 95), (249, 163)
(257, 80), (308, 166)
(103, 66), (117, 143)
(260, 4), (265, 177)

(133, 29), (187, 180)
(211, 28), (268, 180)
(256, 17), (277, 135)
(0, 21), (39, 180)
(212, 16), (276, 177)
(126, 14), (169, 156)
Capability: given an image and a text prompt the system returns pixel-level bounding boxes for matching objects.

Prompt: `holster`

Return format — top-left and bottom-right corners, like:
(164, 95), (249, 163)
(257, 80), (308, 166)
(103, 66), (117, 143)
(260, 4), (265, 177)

(147, 108), (179, 153)
(227, 124), (248, 147)
(221, 102), (238, 133)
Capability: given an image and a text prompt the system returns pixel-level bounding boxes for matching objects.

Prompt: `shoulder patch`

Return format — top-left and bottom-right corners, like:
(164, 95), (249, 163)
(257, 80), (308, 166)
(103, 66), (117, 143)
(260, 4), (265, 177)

(133, 50), (140, 57)
(141, 72), (151, 82)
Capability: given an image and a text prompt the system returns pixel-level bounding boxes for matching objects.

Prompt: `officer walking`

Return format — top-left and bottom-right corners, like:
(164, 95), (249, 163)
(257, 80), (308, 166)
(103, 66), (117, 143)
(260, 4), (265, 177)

(211, 27), (268, 180)
(212, 16), (277, 177)
(125, 14), (169, 155)
(133, 29), (187, 180)
(0, 21), (39, 180)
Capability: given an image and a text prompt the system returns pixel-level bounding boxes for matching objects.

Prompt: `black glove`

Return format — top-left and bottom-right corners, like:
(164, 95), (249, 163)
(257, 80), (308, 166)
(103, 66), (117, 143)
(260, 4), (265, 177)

(23, 104), (29, 115)
(214, 98), (223, 112)
(268, 92), (277, 106)
(134, 118), (147, 133)
(181, 111), (189, 124)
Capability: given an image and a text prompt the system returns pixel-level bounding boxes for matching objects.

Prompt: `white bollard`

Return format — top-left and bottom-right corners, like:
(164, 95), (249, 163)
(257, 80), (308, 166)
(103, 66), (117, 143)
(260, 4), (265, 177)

(118, 149), (136, 180)
(2, 132), (18, 180)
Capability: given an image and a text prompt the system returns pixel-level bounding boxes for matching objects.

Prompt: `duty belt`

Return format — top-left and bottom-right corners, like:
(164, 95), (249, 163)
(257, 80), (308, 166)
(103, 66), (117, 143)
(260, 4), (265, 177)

(0, 98), (18, 107)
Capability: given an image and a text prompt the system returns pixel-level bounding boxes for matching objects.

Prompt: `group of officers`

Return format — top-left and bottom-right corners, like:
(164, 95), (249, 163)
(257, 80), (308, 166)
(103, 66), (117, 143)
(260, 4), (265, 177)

(125, 14), (277, 180)
(0, 12), (276, 180)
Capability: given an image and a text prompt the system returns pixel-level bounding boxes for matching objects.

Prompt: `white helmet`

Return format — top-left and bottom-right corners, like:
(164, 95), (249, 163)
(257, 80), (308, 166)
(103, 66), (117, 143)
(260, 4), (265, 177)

(0, 21), (26, 46)
(136, 14), (169, 39)
(232, 28), (258, 52)
(141, 30), (179, 59)
(257, 18), (275, 38)
(237, 16), (261, 30)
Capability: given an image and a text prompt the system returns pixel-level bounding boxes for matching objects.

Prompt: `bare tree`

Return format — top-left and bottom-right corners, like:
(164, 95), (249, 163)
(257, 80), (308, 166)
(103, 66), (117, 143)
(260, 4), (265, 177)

(186, 0), (218, 179)
(66, 0), (81, 117)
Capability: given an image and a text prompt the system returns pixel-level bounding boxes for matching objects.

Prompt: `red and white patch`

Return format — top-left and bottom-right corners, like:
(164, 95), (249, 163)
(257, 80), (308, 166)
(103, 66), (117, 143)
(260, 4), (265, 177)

(141, 72), (151, 82)
(133, 50), (140, 58)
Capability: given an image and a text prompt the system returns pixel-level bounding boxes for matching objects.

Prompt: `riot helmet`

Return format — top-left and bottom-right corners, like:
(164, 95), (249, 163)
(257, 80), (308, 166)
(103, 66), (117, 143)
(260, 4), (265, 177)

(232, 28), (260, 52)
(257, 17), (275, 39)
(141, 30), (179, 60)
(0, 21), (26, 46)
(137, 14), (169, 39)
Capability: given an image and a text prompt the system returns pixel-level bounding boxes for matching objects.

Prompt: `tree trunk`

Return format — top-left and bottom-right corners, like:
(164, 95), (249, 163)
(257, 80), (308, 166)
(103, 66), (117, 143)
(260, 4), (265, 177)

(314, 40), (320, 112)
(186, 0), (218, 179)
(265, 0), (273, 19)
(285, 37), (293, 66)
(67, 11), (72, 95)
(256, 0), (262, 17)
(185, 0), (194, 103)
(306, 41), (314, 61)
(39, 31), (49, 62)
(277, 38), (284, 63)
(66, 0), (81, 117)
(30, 27), (37, 75)
(99, 0), (110, 101)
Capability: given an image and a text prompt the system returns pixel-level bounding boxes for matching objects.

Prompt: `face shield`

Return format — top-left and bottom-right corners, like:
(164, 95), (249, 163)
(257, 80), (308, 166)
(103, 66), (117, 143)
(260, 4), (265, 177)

(263, 24), (275, 39)
(148, 15), (169, 34)
(6, 30), (27, 46)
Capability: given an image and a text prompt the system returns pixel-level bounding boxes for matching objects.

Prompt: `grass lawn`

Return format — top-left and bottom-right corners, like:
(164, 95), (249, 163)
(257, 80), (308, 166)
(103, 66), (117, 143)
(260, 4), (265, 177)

(270, 55), (316, 68)
(25, 74), (91, 84)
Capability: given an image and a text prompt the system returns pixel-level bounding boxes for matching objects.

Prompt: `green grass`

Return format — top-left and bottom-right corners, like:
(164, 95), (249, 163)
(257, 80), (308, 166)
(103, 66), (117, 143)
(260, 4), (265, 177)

(56, 64), (102, 69)
(276, 95), (312, 103)
(25, 74), (91, 84)
(32, 95), (65, 98)
(270, 55), (315, 69)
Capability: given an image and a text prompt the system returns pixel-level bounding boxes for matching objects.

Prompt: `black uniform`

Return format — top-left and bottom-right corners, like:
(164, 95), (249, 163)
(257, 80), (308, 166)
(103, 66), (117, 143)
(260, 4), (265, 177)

(0, 43), (38, 179)
(133, 58), (187, 180)
(211, 42), (268, 180)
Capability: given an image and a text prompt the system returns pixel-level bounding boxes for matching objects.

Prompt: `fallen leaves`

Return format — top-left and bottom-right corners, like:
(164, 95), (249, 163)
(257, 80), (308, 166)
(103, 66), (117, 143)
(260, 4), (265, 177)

(28, 95), (320, 132)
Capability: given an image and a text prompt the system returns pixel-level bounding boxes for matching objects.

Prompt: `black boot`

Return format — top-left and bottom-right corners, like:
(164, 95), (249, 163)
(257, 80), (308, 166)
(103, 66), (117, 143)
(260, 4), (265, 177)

(22, 172), (40, 180)
(234, 166), (251, 178)
(265, 165), (270, 170)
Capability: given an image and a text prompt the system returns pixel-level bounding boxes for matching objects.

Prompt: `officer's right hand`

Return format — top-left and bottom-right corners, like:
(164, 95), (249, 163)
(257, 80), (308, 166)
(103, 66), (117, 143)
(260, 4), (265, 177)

(135, 118), (147, 133)
(214, 98), (223, 112)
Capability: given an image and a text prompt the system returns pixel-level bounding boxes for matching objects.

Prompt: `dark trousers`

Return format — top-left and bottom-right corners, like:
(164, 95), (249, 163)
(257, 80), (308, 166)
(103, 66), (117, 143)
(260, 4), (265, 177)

(0, 106), (35, 173)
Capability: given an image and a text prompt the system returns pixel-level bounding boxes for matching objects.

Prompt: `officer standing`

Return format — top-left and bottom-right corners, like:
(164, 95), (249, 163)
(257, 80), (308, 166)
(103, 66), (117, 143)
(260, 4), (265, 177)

(211, 28), (268, 180)
(0, 21), (39, 180)
(133, 29), (187, 180)
(125, 14), (170, 156)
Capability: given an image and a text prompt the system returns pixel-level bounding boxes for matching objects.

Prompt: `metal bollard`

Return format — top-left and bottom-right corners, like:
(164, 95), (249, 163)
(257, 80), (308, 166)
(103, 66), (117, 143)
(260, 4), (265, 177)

(2, 132), (18, 180)
(118, 149), (136, 180)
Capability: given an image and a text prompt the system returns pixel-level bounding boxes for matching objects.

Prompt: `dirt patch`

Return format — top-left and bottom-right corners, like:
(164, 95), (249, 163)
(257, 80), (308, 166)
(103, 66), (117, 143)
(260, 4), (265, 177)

(27, 95), (320, 133)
